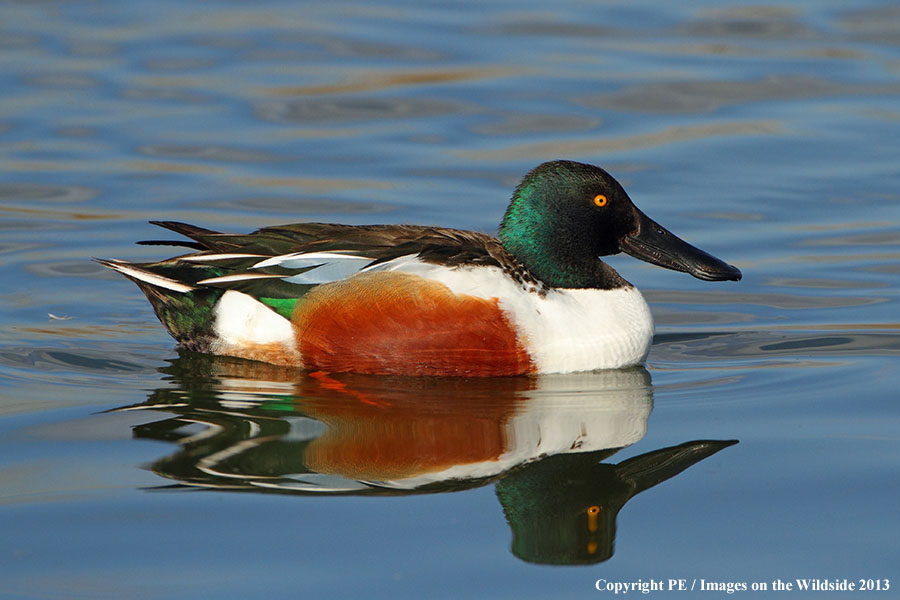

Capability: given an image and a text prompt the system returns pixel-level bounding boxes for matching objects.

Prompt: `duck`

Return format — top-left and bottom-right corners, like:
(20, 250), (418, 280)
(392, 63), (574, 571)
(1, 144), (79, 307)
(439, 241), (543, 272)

(98, 160), (741, 377)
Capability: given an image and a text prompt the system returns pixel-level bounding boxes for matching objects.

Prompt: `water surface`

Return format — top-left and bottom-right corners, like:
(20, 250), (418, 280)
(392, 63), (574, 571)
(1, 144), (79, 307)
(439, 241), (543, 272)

(1, 1), (898, 598)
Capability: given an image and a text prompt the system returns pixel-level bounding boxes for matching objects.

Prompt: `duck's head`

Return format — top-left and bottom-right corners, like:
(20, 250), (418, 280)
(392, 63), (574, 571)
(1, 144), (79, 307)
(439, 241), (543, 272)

(499, 160), (742, 289)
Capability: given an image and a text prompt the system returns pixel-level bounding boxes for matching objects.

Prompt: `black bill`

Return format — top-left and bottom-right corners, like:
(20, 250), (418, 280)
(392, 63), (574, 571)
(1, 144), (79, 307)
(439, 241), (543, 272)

(619, 209), (742, 281)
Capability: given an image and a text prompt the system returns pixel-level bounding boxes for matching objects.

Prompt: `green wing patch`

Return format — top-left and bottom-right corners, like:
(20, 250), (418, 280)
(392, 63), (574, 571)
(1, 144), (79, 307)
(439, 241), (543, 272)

(260, 297), (299, 320)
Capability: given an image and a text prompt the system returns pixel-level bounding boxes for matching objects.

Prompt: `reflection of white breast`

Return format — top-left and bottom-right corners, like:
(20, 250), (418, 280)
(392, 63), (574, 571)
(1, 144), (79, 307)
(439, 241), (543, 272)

(505, 370), (653, 455)
(380, 369), (653, 489)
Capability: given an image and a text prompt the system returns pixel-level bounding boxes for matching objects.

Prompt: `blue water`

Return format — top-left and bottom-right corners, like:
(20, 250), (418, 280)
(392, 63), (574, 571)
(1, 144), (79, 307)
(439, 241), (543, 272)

(1, 1), (899, 598)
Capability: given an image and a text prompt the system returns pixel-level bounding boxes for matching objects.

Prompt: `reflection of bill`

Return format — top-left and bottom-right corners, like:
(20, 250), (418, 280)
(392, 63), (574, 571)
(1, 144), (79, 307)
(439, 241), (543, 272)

(118, 353), (737, 565)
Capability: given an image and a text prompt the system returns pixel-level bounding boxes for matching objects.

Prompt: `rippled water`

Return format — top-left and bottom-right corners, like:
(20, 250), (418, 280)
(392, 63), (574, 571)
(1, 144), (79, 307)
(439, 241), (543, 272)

(1, 1), (899, 598)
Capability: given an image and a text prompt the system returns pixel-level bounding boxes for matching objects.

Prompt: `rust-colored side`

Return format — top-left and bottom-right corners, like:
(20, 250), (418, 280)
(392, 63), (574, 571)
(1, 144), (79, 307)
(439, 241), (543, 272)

(292, 272), (535, 376)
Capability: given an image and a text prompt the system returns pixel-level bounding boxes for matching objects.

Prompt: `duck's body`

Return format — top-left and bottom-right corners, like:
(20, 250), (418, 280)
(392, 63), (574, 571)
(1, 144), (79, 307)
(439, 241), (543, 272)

(100, 161), (740, 376)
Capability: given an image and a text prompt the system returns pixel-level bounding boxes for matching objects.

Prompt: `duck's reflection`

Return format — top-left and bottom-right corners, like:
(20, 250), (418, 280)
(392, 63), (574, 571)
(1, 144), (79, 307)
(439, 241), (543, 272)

(118, 351), (736, 565)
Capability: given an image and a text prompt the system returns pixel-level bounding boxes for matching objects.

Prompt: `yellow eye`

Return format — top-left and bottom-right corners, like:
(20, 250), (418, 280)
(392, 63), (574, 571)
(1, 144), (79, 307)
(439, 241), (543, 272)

(593, 194), (608, 207)
(587, 505), (600, 532)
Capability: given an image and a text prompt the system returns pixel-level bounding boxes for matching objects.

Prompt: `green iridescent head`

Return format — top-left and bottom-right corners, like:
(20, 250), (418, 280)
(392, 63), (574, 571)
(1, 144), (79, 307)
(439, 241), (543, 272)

(499, 160), (741, 289)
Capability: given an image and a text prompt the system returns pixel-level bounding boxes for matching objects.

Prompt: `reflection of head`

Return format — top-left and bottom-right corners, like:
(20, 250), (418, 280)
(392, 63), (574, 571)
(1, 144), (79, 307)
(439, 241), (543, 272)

(497, 452), (626, 565)
(496, 440), (738, 566)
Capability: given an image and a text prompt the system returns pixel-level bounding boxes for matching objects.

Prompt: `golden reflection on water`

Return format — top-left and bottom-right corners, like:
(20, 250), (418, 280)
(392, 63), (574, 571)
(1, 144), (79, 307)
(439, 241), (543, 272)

(458, 120), (781, 160)
(267, 66), (522, 96)
(126, 160), (224, 174)
(0, 204), (118, 221)
(229, 175), (396, 191)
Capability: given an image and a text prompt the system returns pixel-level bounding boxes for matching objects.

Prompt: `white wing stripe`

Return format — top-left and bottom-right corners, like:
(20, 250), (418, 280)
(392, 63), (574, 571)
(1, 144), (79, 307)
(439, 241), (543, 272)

(197, 273), (286, 285)
(104, 262), (196, 293)
(251, 252), (373, 270)
(198, 253), (440, 287)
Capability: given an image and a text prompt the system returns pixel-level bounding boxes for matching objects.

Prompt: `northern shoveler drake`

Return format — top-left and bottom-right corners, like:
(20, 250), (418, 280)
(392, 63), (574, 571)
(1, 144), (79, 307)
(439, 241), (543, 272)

(98, 160), (741, 376)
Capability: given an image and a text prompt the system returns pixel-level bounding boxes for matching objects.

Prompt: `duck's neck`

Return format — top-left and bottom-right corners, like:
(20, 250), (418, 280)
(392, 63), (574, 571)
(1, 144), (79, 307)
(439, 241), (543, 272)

(499, 190), (623, 290)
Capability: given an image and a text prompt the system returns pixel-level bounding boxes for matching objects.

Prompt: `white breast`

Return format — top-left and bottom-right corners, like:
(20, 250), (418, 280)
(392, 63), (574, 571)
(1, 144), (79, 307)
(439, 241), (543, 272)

(512, 286), (654, 373)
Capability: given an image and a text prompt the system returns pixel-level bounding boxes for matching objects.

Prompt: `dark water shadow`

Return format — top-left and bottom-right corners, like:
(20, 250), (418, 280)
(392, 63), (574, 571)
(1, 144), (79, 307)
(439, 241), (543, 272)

(114, 352), (737, 565)
(0, 346), (155, 375)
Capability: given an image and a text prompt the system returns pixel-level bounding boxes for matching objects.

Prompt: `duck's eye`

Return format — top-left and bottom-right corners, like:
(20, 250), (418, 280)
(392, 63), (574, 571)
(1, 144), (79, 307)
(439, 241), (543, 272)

(593, 194), (608, 207)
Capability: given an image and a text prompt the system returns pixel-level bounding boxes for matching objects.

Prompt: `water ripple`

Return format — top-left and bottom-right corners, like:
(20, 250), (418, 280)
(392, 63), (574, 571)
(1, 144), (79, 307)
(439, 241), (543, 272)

(0, 347), (155, 375)
(256, 96), (470, 124)
(585, 76), (900, 114)
(0, 183), (97, 203)
(138, 144), (285, 164)
(653, 329), (900, 364)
